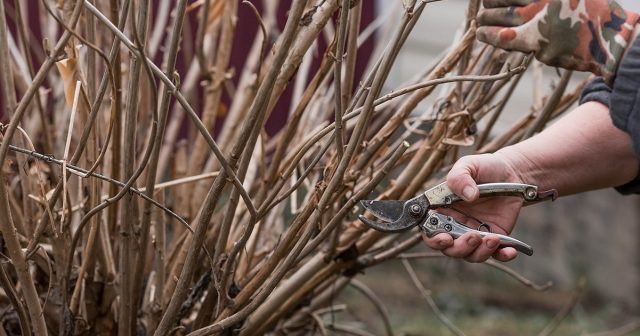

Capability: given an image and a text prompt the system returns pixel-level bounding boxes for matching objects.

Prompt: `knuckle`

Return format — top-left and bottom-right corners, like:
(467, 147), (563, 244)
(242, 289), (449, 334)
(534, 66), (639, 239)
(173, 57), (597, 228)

(476, 27), (491, 43)
(476, 10), (491, 26)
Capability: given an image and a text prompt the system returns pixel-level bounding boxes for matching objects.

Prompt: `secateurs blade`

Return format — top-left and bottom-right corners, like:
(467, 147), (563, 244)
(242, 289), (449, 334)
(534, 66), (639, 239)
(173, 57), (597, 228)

(359, 182), (557, 256)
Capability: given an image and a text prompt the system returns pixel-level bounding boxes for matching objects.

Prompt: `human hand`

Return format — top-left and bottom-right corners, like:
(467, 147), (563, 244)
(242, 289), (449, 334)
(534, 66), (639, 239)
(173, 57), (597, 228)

(476, 0), (639, 84)
(422, 152), (528, 262)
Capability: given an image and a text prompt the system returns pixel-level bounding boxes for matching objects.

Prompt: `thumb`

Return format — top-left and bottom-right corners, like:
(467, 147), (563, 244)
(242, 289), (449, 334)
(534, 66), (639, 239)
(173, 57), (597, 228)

(446, 157), (480, 202)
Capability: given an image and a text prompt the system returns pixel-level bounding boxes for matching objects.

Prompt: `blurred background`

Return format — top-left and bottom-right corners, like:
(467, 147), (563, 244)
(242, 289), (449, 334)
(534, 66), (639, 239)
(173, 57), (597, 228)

(342, 1), (640, 334)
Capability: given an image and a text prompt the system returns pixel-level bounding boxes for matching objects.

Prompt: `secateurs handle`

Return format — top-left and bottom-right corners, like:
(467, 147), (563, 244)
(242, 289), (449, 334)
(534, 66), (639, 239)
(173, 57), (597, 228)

(421, 212), (533, 256)
(425, 182), (556, 208)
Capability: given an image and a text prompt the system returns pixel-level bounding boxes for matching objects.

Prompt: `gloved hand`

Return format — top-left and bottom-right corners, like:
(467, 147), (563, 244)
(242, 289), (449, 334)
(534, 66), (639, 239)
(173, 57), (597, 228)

(477, 0), (639, 84)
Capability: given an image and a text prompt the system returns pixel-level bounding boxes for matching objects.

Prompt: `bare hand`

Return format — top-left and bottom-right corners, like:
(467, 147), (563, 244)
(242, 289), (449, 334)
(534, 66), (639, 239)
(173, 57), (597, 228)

(422, 152), (526, 262)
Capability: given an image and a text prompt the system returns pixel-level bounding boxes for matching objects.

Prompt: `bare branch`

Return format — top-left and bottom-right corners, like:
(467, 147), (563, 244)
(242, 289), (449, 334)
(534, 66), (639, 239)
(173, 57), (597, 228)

(348, 278), (394, 336)
(538, 278), (587, 336)
(401, 257), (466, 336)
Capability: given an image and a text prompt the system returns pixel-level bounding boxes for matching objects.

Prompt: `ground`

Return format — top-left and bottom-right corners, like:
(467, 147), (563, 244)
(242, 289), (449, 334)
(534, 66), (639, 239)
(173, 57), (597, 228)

(328, 251), (640, 336)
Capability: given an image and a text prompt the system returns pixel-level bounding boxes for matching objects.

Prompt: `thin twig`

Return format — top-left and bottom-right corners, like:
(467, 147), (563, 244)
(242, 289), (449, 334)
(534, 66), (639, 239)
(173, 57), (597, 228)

(195, 0), (212, 77)
(139, 172), (220, 193)
(82, 0), (258, 221)
(582, 320), (640, 336)
(158, 2), (310, 334)
(41, 0), (118, 179)
(300, 140), (410, 258)
(333, 0), (350, 159)
(400, 257), (466, 336)
(308, 311), (329, 336)
(132, 0), (186, 330)
(15, 126), (55, 238)
(235, 6), (444, 328)
(538, 278), (587, 336)
(397, 251), (553, 291)
(281, 61), (526, 175)
(342, 0), (361, 108)
(7, 141), (186, 224)
(118, 1), (151, 332)
(12, 0), (54, 155)
(485, 260), (553, 291)
(4, 145), (197, 240)
(149, 0), (172, 57)
(348, 278), (394, 336)
(25, 0), (126, 257)
(60, 80), (81, 233)
(0, 0), (33, 230)
(242, 1), (267, 79)
(0, 2), (84, 334)
(243, 141), (410, 334)
(0, 260), (31, 336)
(5, 143), (212, 272)
(326, 323), (377, 336)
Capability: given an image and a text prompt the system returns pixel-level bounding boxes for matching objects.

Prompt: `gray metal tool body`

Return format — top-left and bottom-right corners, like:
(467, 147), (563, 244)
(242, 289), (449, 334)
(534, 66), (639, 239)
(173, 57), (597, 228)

(359, 182), (557, 256)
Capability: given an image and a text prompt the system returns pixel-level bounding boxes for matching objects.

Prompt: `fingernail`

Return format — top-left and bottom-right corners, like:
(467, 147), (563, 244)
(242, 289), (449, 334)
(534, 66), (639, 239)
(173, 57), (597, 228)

(438, 240), (450, 248)
(486, 239), (499, 249)
(462, 186), (475, 201)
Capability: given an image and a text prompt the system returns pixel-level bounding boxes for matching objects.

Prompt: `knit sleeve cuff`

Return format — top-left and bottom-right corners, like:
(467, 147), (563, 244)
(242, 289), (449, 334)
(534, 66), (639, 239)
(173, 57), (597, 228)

(579, 77), (611, 108)
(609, 34), (640, 194)
(577, 36), (640, 194)
(610, 34), (640, 157)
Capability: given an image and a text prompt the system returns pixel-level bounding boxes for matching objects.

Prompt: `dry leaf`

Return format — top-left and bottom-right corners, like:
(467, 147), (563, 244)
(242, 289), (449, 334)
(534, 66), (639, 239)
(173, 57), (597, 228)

(55, 57), (80, 108)
(442, 134), (476, 147)
(2, 158), (14, 175)
(188, 0), (225, 32)
(206, 0), (225, 32)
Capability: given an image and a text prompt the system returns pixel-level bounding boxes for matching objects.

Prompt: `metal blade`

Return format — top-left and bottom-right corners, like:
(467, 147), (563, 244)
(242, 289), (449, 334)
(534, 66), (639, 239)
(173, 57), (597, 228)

(358, 194), (430, 233)
(358, 215), (407, 233)
(359, 200), (404, 222)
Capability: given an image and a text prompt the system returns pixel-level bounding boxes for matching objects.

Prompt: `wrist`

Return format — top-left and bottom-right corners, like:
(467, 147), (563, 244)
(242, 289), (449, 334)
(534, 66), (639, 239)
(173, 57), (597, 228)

(494, 146), (544, 188)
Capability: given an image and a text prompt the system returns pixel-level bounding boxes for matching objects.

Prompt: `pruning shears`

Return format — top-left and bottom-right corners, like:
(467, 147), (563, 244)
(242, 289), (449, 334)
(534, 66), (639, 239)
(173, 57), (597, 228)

(359, 182), (557, 256)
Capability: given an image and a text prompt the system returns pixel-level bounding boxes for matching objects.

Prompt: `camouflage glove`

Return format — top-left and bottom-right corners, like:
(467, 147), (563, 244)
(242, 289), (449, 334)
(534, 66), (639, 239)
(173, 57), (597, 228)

(477, 0), (639, 84)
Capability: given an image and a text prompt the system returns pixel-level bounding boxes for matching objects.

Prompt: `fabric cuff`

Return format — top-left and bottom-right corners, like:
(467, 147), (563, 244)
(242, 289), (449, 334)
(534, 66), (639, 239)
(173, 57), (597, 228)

(579, 77), (611, 108)
(610, 34), (640, 157)
(579, 78), (640, 194)
(578, 36), (640, 194)
(608, 34), (640, 194)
